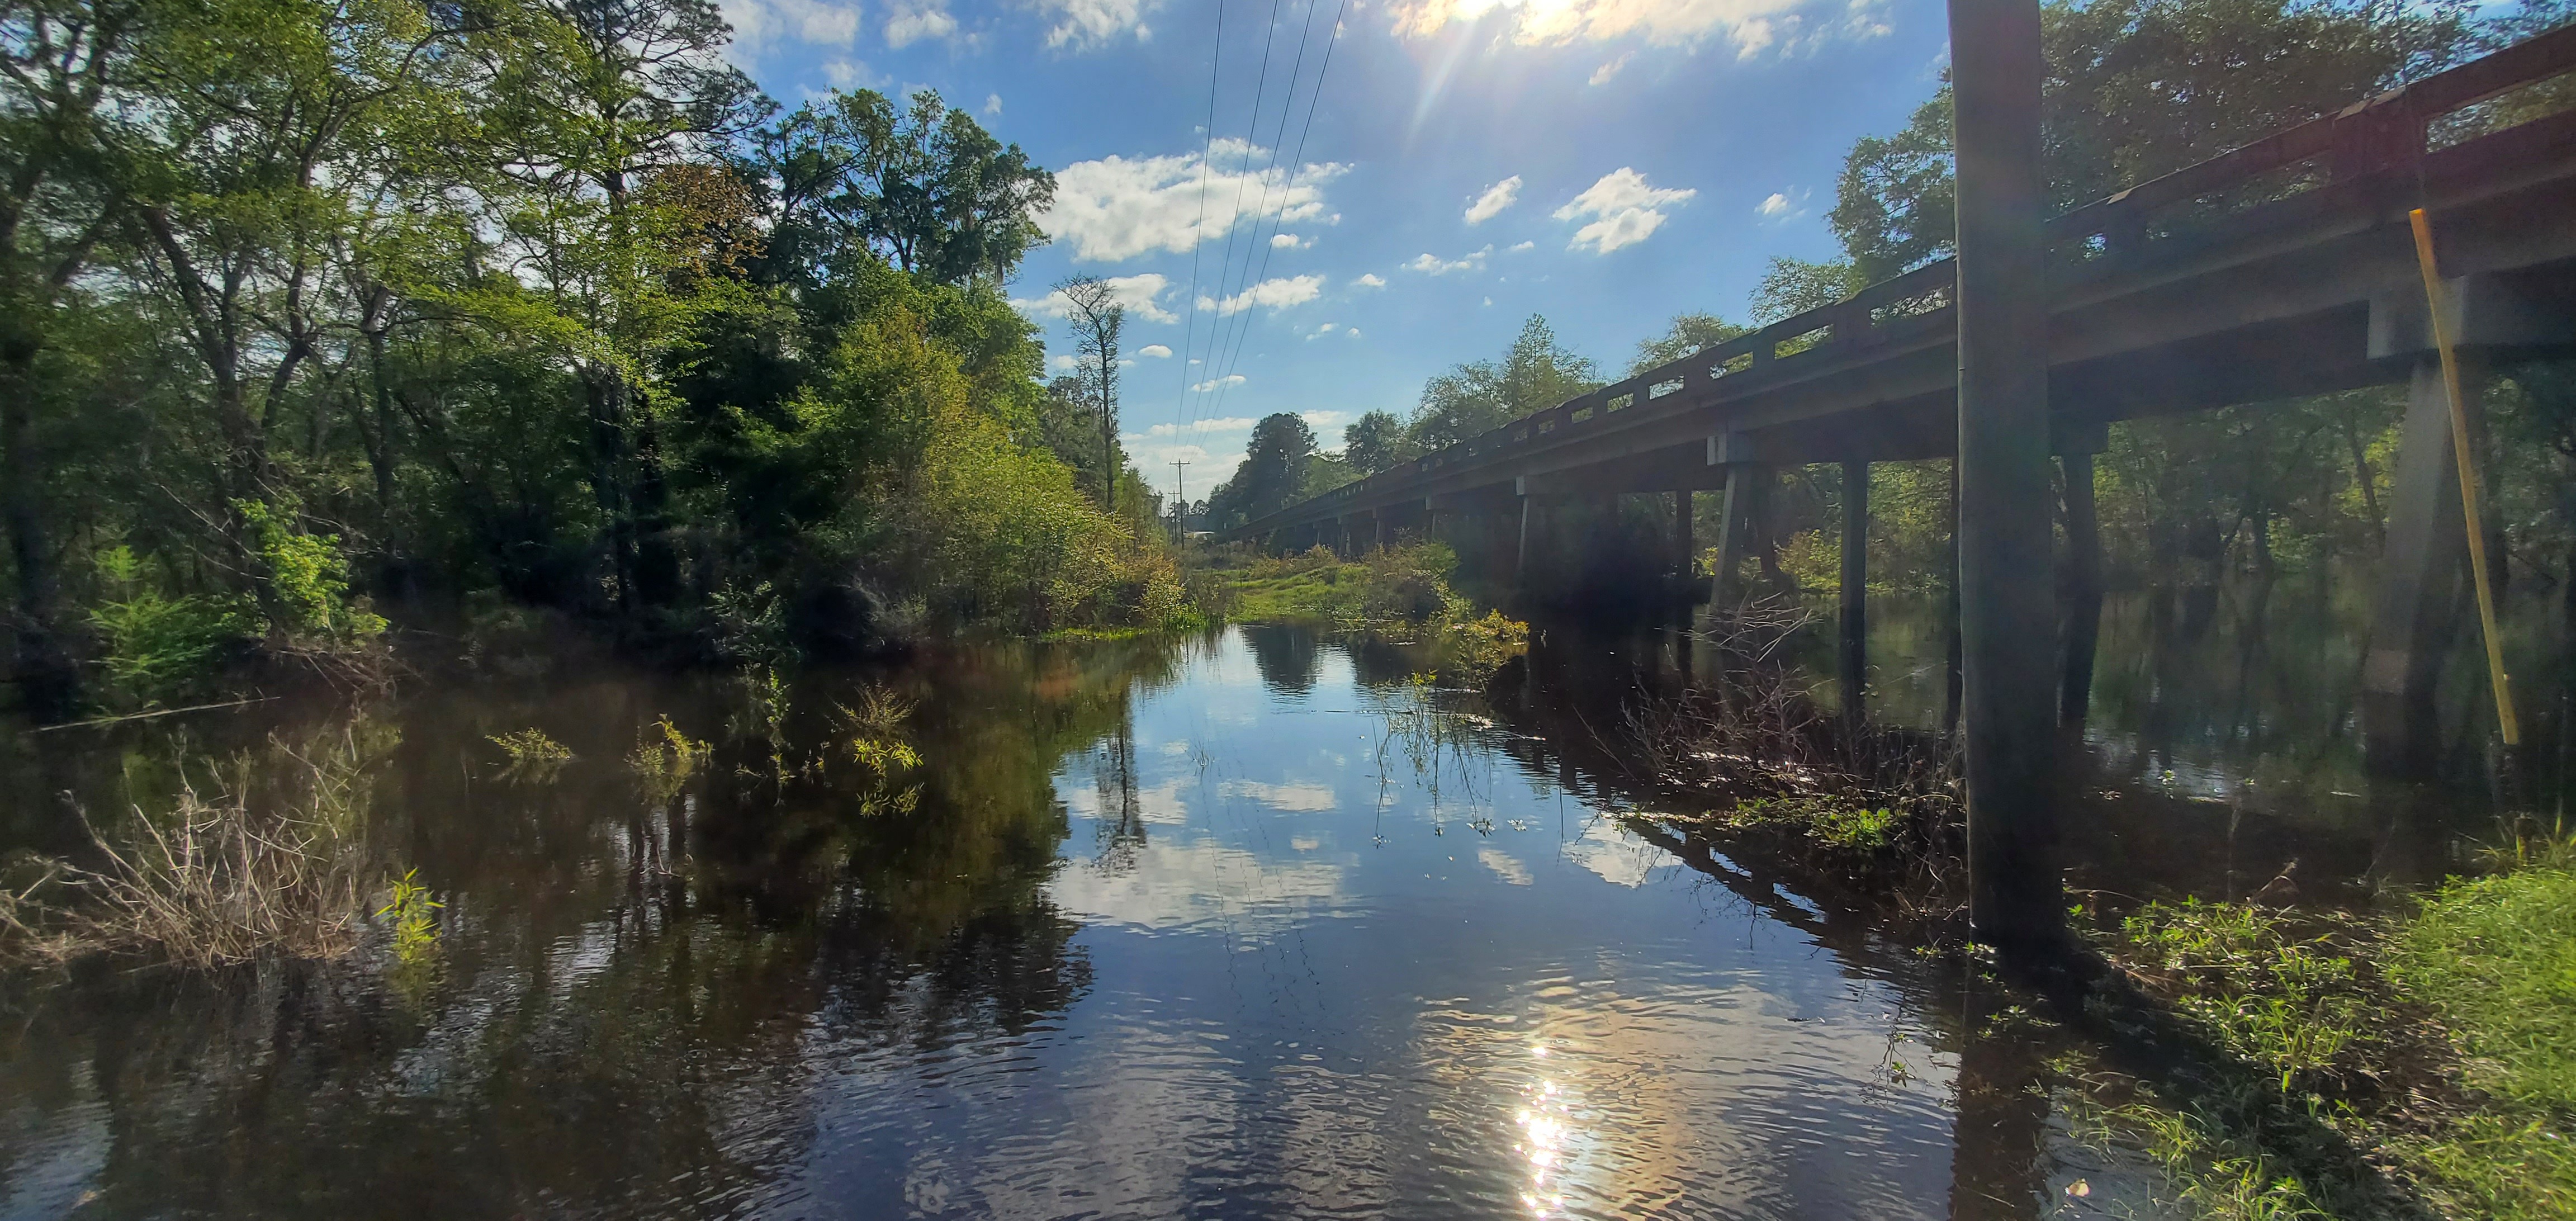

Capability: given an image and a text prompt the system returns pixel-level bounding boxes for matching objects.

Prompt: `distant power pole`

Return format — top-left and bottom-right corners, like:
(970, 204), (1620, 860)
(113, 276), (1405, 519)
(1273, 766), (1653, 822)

(1172, 459), (1190, 538)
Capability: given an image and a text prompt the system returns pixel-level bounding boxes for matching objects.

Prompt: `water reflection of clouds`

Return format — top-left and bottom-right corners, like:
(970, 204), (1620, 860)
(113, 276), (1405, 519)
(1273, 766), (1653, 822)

(1557, 822), (1669, 889)
(1218, 778), (1340, 812)
(1479, 845), (1533, 886)
(1046, 834), (1351, 934)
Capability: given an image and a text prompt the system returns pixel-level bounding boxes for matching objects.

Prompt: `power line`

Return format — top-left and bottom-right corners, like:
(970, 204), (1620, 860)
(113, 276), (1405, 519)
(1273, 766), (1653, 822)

(1180, 0), (1287, 441)
(1201, 0), (1348, 433)
(1195, 0), (1322, 436)
(1172, 0), (1228, 429)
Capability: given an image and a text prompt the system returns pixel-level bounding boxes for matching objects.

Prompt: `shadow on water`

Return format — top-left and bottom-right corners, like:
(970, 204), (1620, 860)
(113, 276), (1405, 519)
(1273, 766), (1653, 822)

(0, 579), (2534, 1218)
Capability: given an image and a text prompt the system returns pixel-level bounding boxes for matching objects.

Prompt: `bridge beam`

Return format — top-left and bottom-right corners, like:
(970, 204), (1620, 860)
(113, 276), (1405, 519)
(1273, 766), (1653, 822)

(1952, 0), (2063, 950)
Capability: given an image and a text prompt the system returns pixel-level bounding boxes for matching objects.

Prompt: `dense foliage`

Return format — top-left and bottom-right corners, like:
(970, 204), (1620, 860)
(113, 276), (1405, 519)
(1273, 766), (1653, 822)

(0, 0), (1189, 715)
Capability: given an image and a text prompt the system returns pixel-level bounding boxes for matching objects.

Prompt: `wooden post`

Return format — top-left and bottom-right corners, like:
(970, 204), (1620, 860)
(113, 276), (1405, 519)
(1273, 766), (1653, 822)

(2365, 357), (2479, 778)
(1950, 0), (2062, 949)
(1840, 461), (1869, 723)
(2060, 450), (2104, 727)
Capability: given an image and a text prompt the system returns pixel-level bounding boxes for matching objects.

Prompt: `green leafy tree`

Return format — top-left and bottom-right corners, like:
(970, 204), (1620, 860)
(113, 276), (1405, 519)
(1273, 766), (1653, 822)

(752, 88), (1054, 288)
(1204, 412), (1317, 529)
(1629, 311), (1749, 376)
(1341, 409), (1414, 475)
(1405, 315), (1601, 451)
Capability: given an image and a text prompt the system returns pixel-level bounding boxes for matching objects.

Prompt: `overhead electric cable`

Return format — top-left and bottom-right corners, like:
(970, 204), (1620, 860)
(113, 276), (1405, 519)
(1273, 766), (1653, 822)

(1172, 0), (1230, 438)
(1180, 0), (1287, 441)
(1201, 0), (1348, 433)
(1194, 0), (1320, 439)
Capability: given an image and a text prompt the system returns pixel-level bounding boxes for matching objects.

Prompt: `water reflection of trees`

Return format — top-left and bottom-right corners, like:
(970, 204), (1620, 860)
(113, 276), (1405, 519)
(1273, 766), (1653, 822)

(0, 635), (1190, 1216)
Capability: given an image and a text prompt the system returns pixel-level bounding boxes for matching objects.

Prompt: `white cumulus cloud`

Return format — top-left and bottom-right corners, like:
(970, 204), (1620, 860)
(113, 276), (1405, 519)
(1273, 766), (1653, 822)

(1011, 273), (1178, 324)
(1137, 343), (1173, 358)
(1198, 274), (1324, 316)
(1589, 51), (1633, 84)
(1755, 187), (1810, 223)
(1556, 168), (1694, 254)
(1385, 0), (1887, 58)
(820, 59), (882, 88)
(1192, 375), (1248, 392)
(1508, 239), (1535, 252)
(882, 0), (956, 46)
(1039, 0), (1151, 48)
(983, 93), (1002, 115)
(1042, 139), (1349, 263)
(1271, 233), (1308, 249)
(1407, 245), (1493, 275)
(1354, 273), (1387, 288)
(723, 0), (859, 56)
(1133, 417), (1256, 438)
(1464, 176), (1522, 225)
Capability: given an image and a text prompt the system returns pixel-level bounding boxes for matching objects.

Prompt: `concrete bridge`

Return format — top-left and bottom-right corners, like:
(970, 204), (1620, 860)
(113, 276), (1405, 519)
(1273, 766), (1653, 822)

(1228, 25), (2576, 784)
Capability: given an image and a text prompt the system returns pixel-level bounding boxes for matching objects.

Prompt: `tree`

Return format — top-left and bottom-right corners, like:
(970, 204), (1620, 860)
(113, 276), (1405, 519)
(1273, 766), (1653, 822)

(1054, 275), (1124, 504)
(0, 0), (144, 709)
(1405, 315), (1600, 451)
(1342, 410), (1413, 475)
(1830, 0), (2469, 282)
(1750, 258), (1865, 325)
(1204, 412), (1316, 528)
(751, 88), (1054, 288)
(1629, 312), (1749, 376)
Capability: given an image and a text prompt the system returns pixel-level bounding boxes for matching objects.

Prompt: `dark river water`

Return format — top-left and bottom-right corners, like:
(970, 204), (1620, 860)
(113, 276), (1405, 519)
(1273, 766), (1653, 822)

(0, 579), (2548, 1219)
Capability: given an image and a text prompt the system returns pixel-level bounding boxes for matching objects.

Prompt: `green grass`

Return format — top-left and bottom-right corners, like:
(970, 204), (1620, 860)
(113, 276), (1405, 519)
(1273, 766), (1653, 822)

(2090, 868), (2576, 1221)
(1215, 565), (1372, 623)
(2384, 862), (2576, 1220)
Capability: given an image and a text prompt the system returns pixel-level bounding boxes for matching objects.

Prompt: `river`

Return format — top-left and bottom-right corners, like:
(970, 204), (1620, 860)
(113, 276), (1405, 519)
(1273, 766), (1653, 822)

(0, 579), (2546, 1219)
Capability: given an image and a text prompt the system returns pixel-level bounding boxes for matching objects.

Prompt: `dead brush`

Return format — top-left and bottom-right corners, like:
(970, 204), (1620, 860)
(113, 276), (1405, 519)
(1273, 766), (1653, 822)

(1614, 597), (1962, 864)
(0, 731), (376, 969)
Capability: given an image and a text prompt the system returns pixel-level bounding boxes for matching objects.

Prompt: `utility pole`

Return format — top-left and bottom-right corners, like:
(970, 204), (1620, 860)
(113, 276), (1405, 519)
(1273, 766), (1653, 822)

(1172, 459), (1190, 539)
(1950, 0), (2063, 952)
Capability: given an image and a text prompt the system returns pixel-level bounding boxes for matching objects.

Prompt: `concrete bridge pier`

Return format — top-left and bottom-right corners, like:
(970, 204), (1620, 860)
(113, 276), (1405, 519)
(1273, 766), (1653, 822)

(1840, 461), (1868, 725)
(1707, 434), (1767, 607)
(2364, 356), (2480, 778)
(1673, 491), (1696, 582)
(2058, 427), (2108, 728)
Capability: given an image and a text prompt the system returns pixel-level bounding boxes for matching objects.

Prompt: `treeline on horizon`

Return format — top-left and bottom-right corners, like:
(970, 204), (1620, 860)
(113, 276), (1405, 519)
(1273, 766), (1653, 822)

(1206, 0), (2576, 605)
(0, 0), (1196, 717)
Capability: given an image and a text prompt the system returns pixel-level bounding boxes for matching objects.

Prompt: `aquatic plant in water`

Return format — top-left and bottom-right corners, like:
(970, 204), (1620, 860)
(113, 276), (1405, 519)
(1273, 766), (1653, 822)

(0, 730), (380, 968)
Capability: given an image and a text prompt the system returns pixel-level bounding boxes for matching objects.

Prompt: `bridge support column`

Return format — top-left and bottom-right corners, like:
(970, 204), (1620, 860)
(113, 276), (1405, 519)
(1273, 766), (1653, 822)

(2365, 357), (2483, 779)
(2059, 448), (2104, 728)
(1707, 437), (1768, 607)
(1674, 491), (1695, 581)
(1516, 495), (1533, 586)
(1951, 0), (2062, 951)
(1840, 461), (1868, 725)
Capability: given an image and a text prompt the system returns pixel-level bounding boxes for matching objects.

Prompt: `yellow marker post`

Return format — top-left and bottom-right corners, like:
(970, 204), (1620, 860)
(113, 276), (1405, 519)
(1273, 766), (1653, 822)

(2408, 207), (2520, 746)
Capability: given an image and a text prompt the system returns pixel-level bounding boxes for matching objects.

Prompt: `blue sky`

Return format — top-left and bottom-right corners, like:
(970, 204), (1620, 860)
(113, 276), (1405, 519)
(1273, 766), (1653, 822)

(721, 0), (1953, 497)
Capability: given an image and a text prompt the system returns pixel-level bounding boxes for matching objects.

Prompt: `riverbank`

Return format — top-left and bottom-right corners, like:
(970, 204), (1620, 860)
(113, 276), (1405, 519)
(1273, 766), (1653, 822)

(2062, 846), (2576, 1221)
